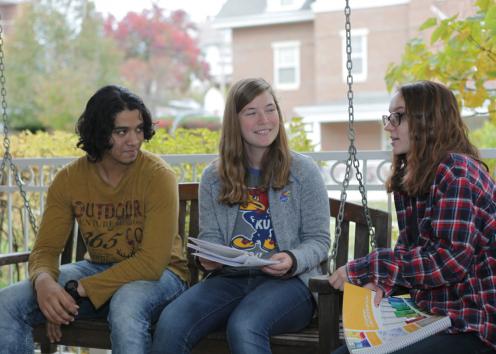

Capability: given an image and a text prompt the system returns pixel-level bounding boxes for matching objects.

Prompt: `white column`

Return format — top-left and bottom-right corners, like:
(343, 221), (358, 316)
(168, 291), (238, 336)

(311, 121), (322, 151)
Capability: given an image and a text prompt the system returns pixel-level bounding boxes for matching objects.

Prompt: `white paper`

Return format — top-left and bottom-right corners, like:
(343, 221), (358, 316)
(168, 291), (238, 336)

(188, 237), (279, 267)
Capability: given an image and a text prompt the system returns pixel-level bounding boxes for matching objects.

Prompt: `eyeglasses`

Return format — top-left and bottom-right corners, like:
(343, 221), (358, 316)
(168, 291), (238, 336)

(382, 112), (405, 127)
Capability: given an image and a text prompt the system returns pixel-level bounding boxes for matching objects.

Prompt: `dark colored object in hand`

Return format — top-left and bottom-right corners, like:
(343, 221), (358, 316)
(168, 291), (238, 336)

(64, 280), (82, 304)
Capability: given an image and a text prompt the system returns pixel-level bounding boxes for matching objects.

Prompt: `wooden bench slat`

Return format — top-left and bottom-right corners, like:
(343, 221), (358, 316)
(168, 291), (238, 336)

(0, 251), (30, 266)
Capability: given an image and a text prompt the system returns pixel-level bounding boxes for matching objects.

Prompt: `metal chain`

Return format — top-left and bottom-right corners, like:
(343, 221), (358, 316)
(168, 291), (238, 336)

(330, 0), (376, 272)
(0, 16), (39, 234)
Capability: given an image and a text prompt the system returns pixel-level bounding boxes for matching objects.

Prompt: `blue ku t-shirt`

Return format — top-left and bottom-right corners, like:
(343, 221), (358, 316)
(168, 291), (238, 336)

(230, 168), (279, 259)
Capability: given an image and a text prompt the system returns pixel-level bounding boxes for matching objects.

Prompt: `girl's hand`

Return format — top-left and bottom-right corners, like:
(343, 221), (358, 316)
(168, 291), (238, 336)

(364, 282), (384, 307)
(198, 257), (223, 271)
(328, 265), (349, 291)
(261, 252), (293, 277)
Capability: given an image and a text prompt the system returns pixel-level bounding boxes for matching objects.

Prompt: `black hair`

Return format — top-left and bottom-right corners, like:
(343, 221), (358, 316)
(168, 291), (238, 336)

(76, 85), (155, 162)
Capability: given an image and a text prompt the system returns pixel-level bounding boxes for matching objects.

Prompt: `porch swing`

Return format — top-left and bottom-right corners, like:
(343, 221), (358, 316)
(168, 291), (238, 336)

(0, 16), (39, 266)
(0, 1), (391, 353)
(329, 0), (379, 273)
(305, 2), (391, 351)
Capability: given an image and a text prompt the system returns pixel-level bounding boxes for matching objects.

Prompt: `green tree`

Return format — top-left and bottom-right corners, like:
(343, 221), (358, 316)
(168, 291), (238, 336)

(470, 120), (496, 172)
(287, 117), (315, 152)
(3, 3), (42, 130)
(4, 0), (123, 131)
(385, 0), (496, 125)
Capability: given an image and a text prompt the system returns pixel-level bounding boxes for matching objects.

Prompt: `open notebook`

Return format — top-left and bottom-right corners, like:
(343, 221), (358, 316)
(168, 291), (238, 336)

(187, 237), (279, 267)
(343, 283), (451, 354)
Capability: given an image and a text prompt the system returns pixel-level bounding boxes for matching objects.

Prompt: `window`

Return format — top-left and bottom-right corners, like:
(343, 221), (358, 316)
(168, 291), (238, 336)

(272, 41), (300, 90)
(340, 29), (369, 82)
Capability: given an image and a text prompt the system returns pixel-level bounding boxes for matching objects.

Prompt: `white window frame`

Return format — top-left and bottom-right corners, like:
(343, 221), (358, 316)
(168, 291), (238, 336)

(340, 28), (369, 83)
(272, 41), (301, 91)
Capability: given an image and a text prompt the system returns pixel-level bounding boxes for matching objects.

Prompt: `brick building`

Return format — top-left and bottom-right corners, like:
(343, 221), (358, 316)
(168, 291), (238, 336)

(214, 0), (477, 151)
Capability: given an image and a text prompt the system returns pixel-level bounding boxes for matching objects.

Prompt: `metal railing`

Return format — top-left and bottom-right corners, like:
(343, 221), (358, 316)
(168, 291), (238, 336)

(0, 149), (495, 282)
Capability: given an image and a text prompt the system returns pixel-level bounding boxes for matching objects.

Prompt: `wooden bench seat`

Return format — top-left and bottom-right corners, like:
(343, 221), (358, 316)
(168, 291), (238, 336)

(0, 182), (390, 354)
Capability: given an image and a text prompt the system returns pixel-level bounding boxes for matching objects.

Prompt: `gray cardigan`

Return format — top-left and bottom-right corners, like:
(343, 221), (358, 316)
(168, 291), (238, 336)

(198, 152), (331, 289)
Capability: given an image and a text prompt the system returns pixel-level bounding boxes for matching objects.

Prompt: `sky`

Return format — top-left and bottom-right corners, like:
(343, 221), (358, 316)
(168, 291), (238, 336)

(92, 0), (228, 23)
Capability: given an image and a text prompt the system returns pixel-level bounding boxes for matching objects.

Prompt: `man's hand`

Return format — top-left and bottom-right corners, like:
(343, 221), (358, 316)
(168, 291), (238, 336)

(46, 321), (62, 343)
(261, 252), (292, 277)
(198, 257), (223, 271)
(77, 281), (87, 297)
(34, 273), (79, 325)
(328, 265), (349, 291)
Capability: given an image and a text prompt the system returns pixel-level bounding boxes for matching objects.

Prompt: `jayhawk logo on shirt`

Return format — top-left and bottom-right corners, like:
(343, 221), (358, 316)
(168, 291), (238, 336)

(231, 188), (277, 253)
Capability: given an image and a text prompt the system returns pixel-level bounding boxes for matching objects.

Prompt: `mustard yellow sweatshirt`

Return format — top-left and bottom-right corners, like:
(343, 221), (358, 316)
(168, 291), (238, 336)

(29, 150), (188, 308)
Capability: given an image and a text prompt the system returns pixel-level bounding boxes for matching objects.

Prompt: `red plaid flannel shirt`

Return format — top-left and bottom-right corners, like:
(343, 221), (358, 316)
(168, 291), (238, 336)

(347, 153), (496, 349)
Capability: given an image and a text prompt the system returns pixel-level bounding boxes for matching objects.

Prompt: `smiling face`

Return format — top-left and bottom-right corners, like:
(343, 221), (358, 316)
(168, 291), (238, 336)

(238, 90), (280, 164)
(385, 92), (410, 155)
(103, 109), (144, 166)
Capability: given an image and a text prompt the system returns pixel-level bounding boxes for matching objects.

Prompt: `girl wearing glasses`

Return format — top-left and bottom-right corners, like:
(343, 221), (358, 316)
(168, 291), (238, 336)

(329, 80), (496, 353)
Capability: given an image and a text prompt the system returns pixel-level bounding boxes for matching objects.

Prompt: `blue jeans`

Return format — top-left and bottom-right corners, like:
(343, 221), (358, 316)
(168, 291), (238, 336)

(0, 260), (187, 354)
(331, 332), (494, 354)
(151, 269), (315, 354)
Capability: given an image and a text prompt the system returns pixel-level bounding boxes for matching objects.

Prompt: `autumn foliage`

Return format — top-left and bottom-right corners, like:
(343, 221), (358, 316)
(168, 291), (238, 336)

(104, 6), (209, 112)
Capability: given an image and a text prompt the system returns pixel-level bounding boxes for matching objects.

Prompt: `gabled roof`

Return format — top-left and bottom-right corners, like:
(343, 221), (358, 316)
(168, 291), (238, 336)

(0, 0), (25, 4)
(214, 0), (315, 29)
(216, 0), (267, 18)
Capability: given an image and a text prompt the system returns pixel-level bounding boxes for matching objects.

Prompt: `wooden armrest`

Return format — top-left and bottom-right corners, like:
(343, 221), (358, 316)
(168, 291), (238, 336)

(0, 251), (31, 267)
(309, 274), (341, 295)
(309, 275), (343, 354)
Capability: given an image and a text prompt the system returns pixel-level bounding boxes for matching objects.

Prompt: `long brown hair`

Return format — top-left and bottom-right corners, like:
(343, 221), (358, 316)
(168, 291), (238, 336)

(386, 80), (481, 195)
(218, 78), (291, 205)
